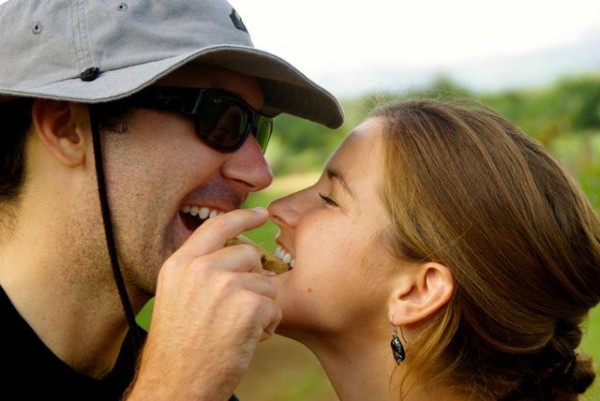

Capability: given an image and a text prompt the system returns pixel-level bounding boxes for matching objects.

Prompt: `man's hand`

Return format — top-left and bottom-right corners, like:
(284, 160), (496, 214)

(127, 207), (281, 401)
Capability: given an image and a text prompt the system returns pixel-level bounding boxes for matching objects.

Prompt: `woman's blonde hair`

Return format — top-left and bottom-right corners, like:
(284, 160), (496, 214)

(371, 99), (600, 400)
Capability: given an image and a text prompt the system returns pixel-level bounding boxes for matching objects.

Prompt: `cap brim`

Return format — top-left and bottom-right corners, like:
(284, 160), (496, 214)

(0, 45), (344, 129)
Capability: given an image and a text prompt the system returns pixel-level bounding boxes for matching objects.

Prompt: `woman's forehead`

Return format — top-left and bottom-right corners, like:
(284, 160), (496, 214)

(329, 118), (384, 165)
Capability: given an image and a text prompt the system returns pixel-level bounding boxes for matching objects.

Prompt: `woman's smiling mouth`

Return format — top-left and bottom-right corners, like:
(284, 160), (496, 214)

(274, 246), (295, 269)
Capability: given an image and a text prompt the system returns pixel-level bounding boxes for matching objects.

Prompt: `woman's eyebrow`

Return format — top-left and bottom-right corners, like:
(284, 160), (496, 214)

(326, 167), (356, 199)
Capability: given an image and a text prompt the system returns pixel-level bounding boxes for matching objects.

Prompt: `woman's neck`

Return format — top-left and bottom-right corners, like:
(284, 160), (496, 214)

(301, 333), (467, 401)
(301, 332), (399, 401)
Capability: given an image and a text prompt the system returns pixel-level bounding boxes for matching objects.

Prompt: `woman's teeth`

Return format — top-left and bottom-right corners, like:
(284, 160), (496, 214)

(275, 246), (295, 268)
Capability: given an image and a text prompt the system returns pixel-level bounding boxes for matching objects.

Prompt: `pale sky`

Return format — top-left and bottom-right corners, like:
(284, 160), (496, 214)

(230, 0), (600, 95)
(231, 0), (600, 74)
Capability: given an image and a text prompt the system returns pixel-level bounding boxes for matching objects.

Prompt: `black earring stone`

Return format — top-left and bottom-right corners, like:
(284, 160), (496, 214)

(391, 334), (405, 364)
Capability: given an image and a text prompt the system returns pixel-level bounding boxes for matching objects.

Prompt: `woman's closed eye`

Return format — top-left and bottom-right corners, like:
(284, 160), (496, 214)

(319, 192), (339, 207)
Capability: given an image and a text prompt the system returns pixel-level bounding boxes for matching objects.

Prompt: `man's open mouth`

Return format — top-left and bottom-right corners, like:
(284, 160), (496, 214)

(179, 205), (222, 231)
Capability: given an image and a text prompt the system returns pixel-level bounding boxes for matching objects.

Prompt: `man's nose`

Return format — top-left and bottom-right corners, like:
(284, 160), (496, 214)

(221, 134), (273, 191)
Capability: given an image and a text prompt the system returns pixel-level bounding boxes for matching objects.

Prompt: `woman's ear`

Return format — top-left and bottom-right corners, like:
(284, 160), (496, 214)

(389, 262), (454, 326)
(31, 99), (89, 167)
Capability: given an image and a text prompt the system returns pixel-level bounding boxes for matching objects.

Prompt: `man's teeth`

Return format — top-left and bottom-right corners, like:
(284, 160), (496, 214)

(275, 246), (295, 268)
(181, 205), (222, 220)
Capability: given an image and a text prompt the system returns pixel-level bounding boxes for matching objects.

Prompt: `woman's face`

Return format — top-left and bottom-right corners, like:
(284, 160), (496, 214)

(268, 118), (398, 338)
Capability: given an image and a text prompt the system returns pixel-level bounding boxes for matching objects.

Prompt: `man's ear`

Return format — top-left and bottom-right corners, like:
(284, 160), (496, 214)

(31, 99), (89, 167)
(389, 262), (454, 326)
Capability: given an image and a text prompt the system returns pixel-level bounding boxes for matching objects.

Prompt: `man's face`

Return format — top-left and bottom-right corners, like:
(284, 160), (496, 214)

(98, 65), (272, 298)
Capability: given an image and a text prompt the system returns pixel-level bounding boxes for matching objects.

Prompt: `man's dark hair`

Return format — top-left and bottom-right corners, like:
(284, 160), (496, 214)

(0, 99), (32, 200)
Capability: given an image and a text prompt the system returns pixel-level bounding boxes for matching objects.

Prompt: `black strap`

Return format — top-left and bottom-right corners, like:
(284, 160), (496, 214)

(89, 106), (142, 352)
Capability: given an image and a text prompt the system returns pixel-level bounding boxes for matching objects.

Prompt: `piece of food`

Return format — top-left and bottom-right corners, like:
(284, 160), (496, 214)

(225, 235), (290, 274)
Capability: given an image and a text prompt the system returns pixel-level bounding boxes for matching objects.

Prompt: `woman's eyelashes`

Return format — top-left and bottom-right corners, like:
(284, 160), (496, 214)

(318, 192), (339, 207)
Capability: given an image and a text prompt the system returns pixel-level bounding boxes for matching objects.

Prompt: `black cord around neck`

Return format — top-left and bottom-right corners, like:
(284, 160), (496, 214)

(89, 106), (142, 352)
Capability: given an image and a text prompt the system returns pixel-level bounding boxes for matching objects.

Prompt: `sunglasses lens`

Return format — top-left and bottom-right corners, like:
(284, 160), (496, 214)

(197, 96), (249, 151)
(198, 93), (272, 153)
(255, 116), (273, 152)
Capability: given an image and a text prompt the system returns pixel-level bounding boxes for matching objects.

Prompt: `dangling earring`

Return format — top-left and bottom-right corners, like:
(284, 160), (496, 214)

(390, 321), (406, 364)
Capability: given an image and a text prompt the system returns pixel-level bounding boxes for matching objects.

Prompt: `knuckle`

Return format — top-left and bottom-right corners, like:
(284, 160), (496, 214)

(222, 273), (242, 292)
(160, 256), (183, 277)
(240, 244), (260, 260)
(237, 290), (264, 312)
(201, 215), (230, 232)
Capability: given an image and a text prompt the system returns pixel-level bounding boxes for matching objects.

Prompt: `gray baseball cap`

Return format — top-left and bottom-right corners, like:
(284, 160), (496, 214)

(0, 0), (344, 128)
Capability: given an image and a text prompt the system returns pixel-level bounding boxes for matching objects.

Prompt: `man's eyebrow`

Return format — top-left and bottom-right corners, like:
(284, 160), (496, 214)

(326, 167), (355, 198)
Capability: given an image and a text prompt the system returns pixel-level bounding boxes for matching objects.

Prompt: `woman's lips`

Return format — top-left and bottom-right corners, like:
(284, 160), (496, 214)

(225, 235), (291, 274)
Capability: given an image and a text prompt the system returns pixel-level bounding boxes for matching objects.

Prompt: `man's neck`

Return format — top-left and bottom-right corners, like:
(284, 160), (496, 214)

(0, 214), (131, 378)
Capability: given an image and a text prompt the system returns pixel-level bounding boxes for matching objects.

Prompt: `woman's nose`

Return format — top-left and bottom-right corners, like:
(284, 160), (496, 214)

(268, 186), (317, 230)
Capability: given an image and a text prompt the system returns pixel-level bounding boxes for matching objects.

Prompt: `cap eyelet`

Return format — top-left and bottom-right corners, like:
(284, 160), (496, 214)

(31, 22), (43, 34)
(117, 3), (128, 11)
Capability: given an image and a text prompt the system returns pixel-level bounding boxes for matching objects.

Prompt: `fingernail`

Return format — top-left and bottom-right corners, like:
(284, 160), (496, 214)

(251, 207), (268, 215)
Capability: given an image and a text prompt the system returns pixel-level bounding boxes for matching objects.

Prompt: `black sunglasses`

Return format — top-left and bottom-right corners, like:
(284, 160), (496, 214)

(124, 86), (273, 153)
